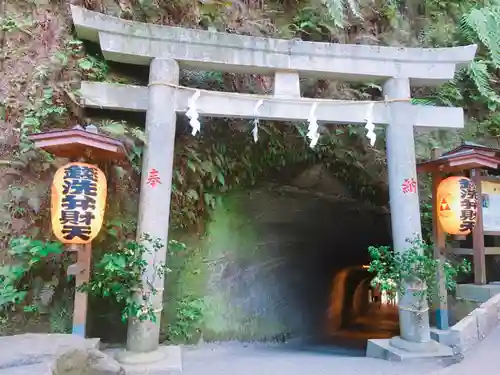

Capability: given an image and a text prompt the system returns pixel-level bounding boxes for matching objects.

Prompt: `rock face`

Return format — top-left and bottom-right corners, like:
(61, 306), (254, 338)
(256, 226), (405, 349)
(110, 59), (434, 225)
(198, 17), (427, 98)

(0, 334), (124, 375)
(199, 179), (390, 342)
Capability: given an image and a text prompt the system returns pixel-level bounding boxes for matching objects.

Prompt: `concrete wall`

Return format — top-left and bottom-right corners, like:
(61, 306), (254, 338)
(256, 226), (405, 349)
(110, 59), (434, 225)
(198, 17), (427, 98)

(432, 284), (500, 357)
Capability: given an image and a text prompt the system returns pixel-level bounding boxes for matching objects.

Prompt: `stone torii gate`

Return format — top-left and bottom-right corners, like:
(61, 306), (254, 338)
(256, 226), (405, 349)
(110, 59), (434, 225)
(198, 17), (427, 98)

(70, 5), (476, 362)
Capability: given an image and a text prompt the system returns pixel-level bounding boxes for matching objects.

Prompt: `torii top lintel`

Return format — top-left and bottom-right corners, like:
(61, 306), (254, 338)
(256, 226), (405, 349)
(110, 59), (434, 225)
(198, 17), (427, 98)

(71, 6), (476, 86)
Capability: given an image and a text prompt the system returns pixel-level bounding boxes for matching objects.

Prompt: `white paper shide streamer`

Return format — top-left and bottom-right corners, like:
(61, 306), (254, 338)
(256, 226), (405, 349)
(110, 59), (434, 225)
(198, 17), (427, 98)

(364, 102), (376, 147)
(306, 103), (319, 149)
(252, 100), (264, 143)
(186, 90), (201, 136)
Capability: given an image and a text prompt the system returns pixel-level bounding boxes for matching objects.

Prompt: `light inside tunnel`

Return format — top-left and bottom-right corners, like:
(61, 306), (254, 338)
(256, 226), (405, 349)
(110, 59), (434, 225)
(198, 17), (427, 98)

(368, 279), (399, 305)
(325, 267), (400, 347)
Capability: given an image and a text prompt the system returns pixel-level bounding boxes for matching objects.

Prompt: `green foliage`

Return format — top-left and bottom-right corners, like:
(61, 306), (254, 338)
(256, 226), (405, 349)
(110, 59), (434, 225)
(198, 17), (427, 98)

(0, 236), (63, 315)
(20, 87), (67, 149)
(167, 295), (204, 341)
(95, 111), (385, 230)
(48, 297), (73, 334)
(17, 38), (108, 157)
(79, 233), (173, 323)
(163, 238), (206, 342)
(0, 15), (32, 33)
(419, 2), (500, 140)
(0, 182), (53, 247)
(419, 201), (434, 243)
(460, 6), (500, 67)
(77, 55), (109, 81)
(5, 0), (500, 342)
(368, 236), (471, 306)
(289, 6), (337, 40)
(54, 39), (109, 81)
(97, 119), (145, 173)
(458, 6), (500, 111)
(321, 0), (361, 28)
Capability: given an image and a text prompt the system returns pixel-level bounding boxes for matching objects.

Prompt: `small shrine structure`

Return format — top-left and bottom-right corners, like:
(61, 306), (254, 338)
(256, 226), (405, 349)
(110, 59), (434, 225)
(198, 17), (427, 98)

(28, 125), (125, 336)
(417, 142), (500, 329)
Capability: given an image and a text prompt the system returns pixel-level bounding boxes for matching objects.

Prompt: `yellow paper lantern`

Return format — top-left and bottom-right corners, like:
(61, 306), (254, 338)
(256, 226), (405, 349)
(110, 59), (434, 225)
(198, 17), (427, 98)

(51, 162), (107, 244)
(436, 176), (478, 235)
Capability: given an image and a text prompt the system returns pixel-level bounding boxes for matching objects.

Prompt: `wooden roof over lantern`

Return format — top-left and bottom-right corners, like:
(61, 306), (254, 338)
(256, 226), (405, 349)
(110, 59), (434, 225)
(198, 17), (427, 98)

(27, 125), (127, 162)
(417, 142), (500, 173)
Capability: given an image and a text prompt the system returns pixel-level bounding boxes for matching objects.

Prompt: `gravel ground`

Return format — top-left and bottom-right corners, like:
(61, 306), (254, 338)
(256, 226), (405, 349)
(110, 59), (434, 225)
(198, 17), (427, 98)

(179, 341), (448, 375)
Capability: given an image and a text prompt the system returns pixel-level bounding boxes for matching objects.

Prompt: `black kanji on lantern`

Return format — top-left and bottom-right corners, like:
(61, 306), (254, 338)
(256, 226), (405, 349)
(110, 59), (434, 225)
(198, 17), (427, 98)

(459, 209), (476, 232)
(58, 164), (101, 242)
(60, 211), (96, 226)
(459, 178), (478, 232)
(63, 165), (98, 181)
(61, 224), (91, 241)
(459, 179), (476, 200)
(62, 179), (98, 196)
(62, 195), (96, 211)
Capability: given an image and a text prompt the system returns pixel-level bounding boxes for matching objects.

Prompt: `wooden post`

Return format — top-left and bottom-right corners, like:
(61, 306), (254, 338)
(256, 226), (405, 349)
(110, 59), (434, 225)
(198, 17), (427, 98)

(471, 169), (486, 285)
(71, 243), (92, 336)
(431, 148), (448, 329)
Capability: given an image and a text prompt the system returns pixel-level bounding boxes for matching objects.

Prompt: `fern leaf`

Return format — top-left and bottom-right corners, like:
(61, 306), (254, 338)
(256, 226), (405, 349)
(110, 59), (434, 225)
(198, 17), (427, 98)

(411, 98), (437, 106)
(322, 0), (362, 28)
(458, 12), (477, 43)
(460, 6), (500, 68)
(466, 60), (500, 103)
(345, 0), (362, 19)
(484, 7), (500, 68)
(437, 81), (463, 107)
(322, 0), (346, 28)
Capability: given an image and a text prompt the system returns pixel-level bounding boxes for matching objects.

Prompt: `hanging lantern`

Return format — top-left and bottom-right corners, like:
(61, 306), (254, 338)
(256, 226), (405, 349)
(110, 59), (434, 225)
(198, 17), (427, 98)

(437, 176), (478, 235)
(51, 162), (107, 244)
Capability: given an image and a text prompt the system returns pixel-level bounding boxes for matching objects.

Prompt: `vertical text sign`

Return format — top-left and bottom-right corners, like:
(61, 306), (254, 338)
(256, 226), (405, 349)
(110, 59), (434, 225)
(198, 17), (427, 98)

(458, 177), (478, 233)
(51, 162), (107, 244)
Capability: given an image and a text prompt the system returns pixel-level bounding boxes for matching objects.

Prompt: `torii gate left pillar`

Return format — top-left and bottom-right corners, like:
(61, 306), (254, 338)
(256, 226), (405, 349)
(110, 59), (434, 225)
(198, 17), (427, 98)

(124, 59), (179, 357)
(70, 5), (476, 364)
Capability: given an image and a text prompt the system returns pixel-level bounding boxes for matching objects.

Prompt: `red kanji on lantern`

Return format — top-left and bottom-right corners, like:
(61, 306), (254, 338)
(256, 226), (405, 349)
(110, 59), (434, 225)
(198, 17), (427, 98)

(147, 168), (161, 188)
(401, 177), (417, 194)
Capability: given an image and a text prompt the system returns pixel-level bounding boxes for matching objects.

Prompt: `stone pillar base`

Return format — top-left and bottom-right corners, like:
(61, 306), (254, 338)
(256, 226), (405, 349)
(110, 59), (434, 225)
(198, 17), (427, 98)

(113, 345), (182, 373)
(389, 336), (444, 353)
(366, 336), (453, 362)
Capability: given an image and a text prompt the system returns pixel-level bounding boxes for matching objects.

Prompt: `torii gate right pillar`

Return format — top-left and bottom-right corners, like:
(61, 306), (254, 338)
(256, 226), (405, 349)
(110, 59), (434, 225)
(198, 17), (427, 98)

(367, 77), (456, 358)
(383, 78), (430, 345)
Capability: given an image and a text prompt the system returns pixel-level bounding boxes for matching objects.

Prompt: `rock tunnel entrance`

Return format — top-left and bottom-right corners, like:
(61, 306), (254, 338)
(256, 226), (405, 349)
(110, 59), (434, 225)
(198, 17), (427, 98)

(88, 165), (399, 351)
(200, 165), (399, 351)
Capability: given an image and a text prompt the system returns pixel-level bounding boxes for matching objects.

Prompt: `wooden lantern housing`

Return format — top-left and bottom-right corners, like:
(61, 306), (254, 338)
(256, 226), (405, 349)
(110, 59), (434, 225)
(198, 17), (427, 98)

(417, 142), (500, 285)
(27, 126), (127, 162)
